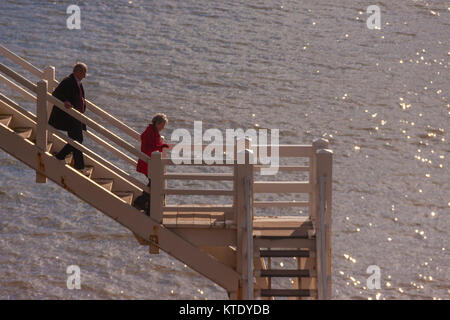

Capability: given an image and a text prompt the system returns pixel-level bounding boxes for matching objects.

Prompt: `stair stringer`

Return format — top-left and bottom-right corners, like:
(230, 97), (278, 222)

(0, 118), (240, 294)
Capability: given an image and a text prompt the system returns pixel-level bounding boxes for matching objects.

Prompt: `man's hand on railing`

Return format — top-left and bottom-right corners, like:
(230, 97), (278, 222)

(64, 101), (73, 109)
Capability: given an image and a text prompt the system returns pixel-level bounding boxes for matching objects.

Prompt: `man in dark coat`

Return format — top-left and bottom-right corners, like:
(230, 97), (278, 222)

(48, 63), (88, 170)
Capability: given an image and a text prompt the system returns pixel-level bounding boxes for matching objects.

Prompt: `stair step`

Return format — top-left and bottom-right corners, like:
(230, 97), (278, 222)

(254, 236), (315, 250)
(258, 269), (311, 278)
(52, 151), (73, 164)
(93, 178), (114, 191)
(0, 114), (13, 127)
(65, 154), (73, 165)
(45, 142), (53, 152)
(14, 127), (32, 139)
(79, 166), (94, 178)
(30, 139), (53, 152)
(259, 249), (310, 258)
(114, 191), (134, 205)
(260, 289), (315, 297)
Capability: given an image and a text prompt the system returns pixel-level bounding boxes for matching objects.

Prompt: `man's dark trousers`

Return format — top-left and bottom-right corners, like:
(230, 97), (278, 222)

(49, 73), (86, 170)
(55, 120), (84, 169)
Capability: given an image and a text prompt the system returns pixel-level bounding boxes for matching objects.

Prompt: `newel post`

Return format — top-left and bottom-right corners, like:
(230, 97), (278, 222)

(315, 148), (333, 300)
(149, 151), (163, 224)
(310, 138), (329, 227)
(36, 80), (48, 183)
(43, 66), (56, 121)
(235, 148), (254, 299)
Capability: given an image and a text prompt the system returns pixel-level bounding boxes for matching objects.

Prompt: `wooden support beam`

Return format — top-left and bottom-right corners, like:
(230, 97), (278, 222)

(35, 80), (47, 183)
(235, 148), (254, 300)
(315, 148), (333, 300)
(201, 246), (236, 269)
(149, 151), (163, 224)
(0, 126), (241, 292)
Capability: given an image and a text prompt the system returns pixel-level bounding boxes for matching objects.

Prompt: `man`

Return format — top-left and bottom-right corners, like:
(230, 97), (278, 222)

(48, 63), (88, 170)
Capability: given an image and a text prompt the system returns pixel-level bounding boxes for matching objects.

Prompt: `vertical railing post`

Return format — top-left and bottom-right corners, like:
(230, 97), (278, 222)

(245, 175), (254, 299)
(310, 138), (329, 226)
(148, 151), (163, 254)
(149, 151), (163, 224)
(36, 80), (48, 183)
(236, 148), (254, 299)
(315, 148), (333, 300)
(43, 66), (56, 121)
(233, 137), (253, 223)
(296, 138), (328, 299)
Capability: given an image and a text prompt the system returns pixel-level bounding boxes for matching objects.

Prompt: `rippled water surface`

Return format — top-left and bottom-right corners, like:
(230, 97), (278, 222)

(0, 0), (448, 299)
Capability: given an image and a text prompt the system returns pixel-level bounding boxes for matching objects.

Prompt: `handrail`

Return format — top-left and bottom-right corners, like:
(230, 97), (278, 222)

(0, 72), (36, 102)
(45, 92), (150, 163)
(167, 144), (313, 159)
(0, 62), (37, 92)
(0, 45), (43, 78)
(0, 61), (151, 187)
(0, 89), (146, 191)
(84, 100), (140, 141)
(0, 93), (38, 122)
(85, 130), (138, 167)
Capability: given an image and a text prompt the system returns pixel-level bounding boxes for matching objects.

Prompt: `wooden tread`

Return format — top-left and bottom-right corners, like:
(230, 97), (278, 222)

(254, 236), (315, 250)
(114, 191), (134, 205)
(79, 166), (94, 178)
(14, 127), (32, 139)
(30, 139), (53, 152)
(52, 151), (73, 165)
(93, 178), (114, 191)
(0, 114), (12, 126)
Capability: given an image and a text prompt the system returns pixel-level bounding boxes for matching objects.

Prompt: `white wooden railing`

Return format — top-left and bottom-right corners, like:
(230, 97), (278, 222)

(0, 44), (333, 299)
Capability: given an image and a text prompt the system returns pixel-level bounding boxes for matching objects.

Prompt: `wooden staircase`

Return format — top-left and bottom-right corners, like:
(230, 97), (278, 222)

(0, 44), (333, 300)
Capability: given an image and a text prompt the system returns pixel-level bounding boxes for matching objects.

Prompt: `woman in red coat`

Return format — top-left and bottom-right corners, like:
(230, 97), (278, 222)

(133, 113), (169, 215)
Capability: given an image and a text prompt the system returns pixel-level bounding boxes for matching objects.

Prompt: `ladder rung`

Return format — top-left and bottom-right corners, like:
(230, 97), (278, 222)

(260, 289), (316, 297)
(164, 173), (234, 181)
(254, 201), (309, 207)
(79, 165), (94, 178)
(259, 249), (310, 258)
(254, 237), (315, 250)
(259, 269), (310, 278)
(0, 114), (12, 126)
(30, 139), (53, 152)
(163, 204), (233, 213)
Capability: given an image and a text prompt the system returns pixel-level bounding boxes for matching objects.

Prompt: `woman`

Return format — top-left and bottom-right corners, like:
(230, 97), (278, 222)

(133, 113), (169, 215)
